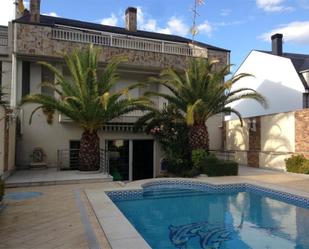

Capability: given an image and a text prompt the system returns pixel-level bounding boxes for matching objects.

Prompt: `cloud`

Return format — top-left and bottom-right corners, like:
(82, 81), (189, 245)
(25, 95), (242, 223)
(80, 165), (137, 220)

(0, 1), (15, 26)
(197, 21), (212, 36)
(220, 9), (231, 16)
(100, 13), (118, 26)
(213, 20), (244, 27)
(136, 7), (190, 36)
(256, 0), (293, 12)
(299, 0), (309, 9)
(260, 21), (309, 44)
(43, 12), (60, 17)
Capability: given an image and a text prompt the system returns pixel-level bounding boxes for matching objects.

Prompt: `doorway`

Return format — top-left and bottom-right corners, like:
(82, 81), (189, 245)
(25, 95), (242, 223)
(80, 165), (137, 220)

(133, 140), (153, 181)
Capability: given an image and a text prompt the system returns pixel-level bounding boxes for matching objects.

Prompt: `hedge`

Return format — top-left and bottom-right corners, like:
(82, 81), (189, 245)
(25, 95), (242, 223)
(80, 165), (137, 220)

(285, 154), (309, 174)
(202, 155), (238, 176)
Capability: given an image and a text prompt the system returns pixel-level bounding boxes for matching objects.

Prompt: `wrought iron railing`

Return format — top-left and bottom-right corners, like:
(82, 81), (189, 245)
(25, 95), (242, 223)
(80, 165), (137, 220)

(51, 26), (207, 57)
(0, 35), (8, 46)
(210, 150), (235, 161)
(57, 148), (109, 174)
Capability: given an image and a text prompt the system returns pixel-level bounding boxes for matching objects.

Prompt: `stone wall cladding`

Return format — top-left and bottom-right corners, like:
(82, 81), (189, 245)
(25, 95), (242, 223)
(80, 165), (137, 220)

(248, 117), (261, 167)
(16, 23), (228, 71)
(295, 109), (309, 155)
(247, 151), (259, 168)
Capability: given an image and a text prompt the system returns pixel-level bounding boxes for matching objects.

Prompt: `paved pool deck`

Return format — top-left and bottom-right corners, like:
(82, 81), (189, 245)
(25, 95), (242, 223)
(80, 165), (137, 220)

(0, 166), (308, 249)
(4, 168), (113, 187)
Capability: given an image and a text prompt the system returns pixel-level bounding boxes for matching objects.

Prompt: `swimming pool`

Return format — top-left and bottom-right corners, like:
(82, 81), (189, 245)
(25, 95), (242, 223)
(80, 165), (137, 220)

(107, 180), (309, 249)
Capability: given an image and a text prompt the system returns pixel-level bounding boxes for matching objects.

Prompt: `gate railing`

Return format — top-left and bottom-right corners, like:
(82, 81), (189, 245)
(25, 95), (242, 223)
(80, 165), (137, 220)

(57, 148), (109, 174)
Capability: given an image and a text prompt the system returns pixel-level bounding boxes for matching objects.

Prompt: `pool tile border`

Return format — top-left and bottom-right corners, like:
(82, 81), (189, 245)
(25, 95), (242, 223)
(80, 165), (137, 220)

(86, 178), (309, 249)
(107, 180), (309, 208)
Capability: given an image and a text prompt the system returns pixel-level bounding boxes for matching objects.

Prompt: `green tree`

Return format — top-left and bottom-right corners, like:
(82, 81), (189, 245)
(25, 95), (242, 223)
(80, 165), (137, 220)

(22, 45), (146, 171)
(145, 58), (267, 150)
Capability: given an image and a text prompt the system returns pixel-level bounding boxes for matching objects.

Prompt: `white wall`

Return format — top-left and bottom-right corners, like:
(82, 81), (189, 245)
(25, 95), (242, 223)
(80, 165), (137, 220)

(228, 51), (305, 120)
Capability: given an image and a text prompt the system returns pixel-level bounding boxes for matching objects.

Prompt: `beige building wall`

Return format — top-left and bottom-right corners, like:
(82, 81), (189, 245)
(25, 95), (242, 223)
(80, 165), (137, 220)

(0, 107), (5, 176)
(260, 112), (295, 170)
(225, 119), (249, 165)
(207, 114), (223, 150)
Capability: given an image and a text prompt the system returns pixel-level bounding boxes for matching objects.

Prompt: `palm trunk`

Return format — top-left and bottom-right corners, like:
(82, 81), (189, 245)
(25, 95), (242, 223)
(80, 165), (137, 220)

(79, 130), (100, 171)
(188, 123), (209, 150)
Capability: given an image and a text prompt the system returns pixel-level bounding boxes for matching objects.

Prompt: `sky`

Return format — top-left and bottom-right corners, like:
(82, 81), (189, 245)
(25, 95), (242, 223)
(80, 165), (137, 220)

(1, 0), (309, 71)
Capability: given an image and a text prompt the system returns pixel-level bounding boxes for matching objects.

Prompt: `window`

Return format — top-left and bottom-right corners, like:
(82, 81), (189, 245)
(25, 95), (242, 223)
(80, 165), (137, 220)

(41, 66), (55, 96)
(303, 93), (309, 108)
(22, 61), (30, 97)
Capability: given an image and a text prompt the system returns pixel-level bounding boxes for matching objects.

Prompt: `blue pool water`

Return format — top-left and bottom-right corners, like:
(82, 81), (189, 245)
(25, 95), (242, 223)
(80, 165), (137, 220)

(109, 183), (309, 249)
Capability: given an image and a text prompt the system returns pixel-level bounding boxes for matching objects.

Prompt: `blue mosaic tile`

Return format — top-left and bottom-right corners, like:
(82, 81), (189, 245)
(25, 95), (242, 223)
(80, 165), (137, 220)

(106, 180), (309, 208)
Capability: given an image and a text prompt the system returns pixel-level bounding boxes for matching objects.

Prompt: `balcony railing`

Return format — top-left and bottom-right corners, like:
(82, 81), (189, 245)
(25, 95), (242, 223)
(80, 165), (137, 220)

(57, 148), (109, 174)
(0, 31), (8, 47)
(51, 27), (207, 57)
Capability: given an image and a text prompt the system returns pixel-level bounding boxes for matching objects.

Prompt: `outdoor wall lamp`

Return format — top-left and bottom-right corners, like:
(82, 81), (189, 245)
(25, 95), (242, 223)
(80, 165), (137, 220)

(248, 118), (256, 132)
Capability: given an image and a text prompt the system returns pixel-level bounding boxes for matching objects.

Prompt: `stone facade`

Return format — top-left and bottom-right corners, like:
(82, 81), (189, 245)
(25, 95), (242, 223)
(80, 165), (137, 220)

(15, 23), (229, 71)
(295, 109), (309, 156)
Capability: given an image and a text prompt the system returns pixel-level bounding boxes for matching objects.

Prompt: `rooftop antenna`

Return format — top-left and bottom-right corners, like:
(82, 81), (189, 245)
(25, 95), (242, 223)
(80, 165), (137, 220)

(190, 0), (205, 45)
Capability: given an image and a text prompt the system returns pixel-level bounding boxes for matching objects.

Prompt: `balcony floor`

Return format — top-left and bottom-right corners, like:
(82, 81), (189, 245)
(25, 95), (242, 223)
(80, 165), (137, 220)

(5, 168), (113, 187)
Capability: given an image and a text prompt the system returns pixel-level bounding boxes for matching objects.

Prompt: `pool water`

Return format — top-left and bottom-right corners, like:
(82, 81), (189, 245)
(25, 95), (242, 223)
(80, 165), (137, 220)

(111, 185), (309, 249)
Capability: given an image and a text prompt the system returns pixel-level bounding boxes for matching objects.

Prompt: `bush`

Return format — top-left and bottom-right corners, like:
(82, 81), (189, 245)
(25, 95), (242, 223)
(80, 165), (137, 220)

(192, 149), (207, 170)
(202, 155), (238, 176)
(166, 156), (191, 175)
(182, 167), (201, 178)
(285, 154), (309, 174)
(0, 179), (4, 202)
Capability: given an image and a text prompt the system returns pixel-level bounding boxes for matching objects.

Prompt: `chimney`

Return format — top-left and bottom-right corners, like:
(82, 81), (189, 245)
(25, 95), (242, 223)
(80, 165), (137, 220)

(271, 33), (283, 56)
(125, 7), (137, 32)
(30, 0), (41, 23)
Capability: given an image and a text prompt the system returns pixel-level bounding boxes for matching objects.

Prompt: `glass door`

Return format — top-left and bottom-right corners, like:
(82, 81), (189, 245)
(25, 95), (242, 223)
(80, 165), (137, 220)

(106, 140), (129, 181)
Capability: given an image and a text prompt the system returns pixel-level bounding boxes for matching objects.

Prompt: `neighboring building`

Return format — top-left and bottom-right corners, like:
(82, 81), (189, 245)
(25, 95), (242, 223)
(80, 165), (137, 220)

(228, 33), (309, 119)
(0, 0), (230, 180)
(223, 34), (309, 171)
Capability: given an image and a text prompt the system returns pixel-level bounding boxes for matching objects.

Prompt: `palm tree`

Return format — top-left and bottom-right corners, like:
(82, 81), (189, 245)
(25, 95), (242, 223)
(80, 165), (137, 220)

(145, 58), (267, 151)
(22, 45), (147, 171)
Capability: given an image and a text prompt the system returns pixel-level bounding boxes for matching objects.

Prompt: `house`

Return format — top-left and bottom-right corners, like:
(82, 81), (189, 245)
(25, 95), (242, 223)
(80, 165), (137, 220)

(0, 0), (230, 180)
(224, 34), (309, 171)
(228, 33), (309, 119)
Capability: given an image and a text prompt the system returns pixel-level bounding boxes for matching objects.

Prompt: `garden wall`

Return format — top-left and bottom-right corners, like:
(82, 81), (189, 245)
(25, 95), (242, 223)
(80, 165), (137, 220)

(224, 109), (309, 171)
(0, 106), (16, 178)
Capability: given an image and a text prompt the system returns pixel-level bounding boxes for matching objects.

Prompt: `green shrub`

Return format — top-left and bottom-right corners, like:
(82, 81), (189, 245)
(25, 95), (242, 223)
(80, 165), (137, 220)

(0, 179), (4, 202)
(191, 149), (207, 170)
(202, 155), (238, 176)
(182, 167), (201, 178)
(166, 156), (191, 175)
(285, 154), (309, 174)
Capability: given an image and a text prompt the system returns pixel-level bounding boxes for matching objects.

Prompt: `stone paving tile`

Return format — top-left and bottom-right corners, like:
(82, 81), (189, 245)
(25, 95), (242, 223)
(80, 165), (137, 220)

(0, 182), (118, 249)
(0, 167), (308, 249)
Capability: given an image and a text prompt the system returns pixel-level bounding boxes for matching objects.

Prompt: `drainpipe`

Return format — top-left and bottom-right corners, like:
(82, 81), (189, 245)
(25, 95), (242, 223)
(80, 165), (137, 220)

(10, 22), (18, 107)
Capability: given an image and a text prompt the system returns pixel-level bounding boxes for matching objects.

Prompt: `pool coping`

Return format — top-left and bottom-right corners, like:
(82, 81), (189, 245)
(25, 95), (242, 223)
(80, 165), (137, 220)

(85, 177), (309, 249)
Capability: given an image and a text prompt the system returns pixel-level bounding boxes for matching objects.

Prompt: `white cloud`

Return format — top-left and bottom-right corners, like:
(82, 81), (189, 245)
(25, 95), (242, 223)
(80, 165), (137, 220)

(101, 13), (118, 26)
(135, 7), (189, 36)
(256, 0), (293, 12)
(260, 21), (309, 44)
(220, 9), (231, 16)
(159, 17), (189, 36)
(0, 1), (15, 26)
(197, 21), (212, 36)
(43, 12), (60, 17)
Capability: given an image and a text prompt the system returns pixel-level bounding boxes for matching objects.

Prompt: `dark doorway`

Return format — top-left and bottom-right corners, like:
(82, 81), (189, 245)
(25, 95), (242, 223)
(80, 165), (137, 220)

(133, 140), (153, 181)
(69, 140), (80, 169)
(107, 140), (129, 181)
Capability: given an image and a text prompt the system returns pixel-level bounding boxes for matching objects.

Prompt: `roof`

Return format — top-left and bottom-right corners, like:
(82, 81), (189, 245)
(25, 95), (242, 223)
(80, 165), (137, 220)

(14, 14), (230, 52)
(258, 50), (309, 73)
(257, 50), (309, 89)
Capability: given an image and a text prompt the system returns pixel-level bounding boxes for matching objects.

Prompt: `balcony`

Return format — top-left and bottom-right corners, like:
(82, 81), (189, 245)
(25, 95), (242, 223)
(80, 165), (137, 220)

(51, 26), (207, 57)
(59, 110), (147, 132)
